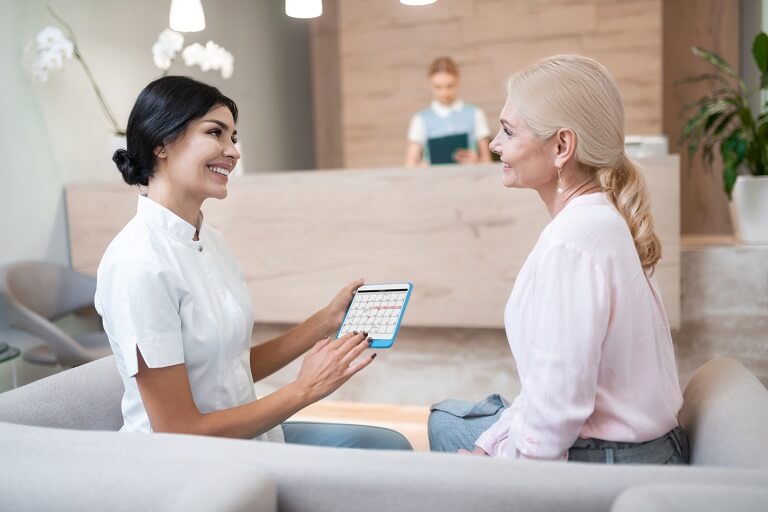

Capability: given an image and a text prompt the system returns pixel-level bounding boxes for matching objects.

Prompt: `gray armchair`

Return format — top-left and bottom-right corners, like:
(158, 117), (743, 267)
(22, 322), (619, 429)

(0, 261), (111, 367)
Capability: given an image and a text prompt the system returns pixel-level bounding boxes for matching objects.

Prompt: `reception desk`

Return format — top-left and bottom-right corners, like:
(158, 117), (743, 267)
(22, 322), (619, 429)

(66, 157), (680, 329)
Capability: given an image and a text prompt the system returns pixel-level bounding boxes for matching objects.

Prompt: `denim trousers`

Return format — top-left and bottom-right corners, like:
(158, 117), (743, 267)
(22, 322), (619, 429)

(282, 421), (413, 450)
(428, 394), (689, 464)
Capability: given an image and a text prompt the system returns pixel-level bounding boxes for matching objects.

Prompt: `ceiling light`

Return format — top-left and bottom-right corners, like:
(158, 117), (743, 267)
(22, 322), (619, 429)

(286, 0), (323, 19)
(169, 0), (206, 33)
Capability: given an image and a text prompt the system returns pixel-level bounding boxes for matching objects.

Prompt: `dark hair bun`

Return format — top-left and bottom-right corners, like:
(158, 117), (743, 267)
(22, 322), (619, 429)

(113, 149), (146, 186)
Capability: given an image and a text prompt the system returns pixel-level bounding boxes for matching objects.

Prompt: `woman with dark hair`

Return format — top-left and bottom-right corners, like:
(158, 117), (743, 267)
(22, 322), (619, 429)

(96, 76), (411, 449)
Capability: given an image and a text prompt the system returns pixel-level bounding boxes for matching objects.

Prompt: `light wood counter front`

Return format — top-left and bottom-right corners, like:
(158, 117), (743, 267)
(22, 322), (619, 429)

(66, 158), (680, 329)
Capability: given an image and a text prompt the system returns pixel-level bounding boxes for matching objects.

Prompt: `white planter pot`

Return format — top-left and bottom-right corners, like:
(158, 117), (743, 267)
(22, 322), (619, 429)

(731, 175), (768, 244)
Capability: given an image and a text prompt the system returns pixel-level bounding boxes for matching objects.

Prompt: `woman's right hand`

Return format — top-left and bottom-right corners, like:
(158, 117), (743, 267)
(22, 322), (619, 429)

(454, 149), (479, 165)
(294, 332), (376, 404)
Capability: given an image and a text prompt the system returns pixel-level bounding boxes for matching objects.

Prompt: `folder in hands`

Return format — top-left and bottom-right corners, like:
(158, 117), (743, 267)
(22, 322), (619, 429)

(426, 132), (470, 165)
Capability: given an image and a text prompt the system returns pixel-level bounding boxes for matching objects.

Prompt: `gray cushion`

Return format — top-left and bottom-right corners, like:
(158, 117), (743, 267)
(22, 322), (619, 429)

(611, 484), (768, 512)
(679, 358), (768, 468)
(2, 422), (767, 512)
(0, 356), (123, 430)
(0, 422), (275, 512)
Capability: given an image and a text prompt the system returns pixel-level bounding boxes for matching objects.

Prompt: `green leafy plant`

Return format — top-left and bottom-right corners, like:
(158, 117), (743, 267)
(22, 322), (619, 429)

(680, 32), (768, 199)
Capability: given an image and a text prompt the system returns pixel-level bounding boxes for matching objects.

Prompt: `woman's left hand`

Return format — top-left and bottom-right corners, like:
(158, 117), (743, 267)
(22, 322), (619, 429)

(458, 447), (489, 456)
(325, 278), (365, 330)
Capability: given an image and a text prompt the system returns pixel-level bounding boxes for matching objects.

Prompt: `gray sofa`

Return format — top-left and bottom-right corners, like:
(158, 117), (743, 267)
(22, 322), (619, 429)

(1, 356), (767, 512)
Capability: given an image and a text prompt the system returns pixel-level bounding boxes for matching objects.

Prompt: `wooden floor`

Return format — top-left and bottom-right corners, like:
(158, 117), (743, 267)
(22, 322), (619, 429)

(290, 400), (431, 451)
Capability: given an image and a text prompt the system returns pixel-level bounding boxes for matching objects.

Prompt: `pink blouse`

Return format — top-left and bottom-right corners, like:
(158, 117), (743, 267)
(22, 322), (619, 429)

(475, 192), (683, 460)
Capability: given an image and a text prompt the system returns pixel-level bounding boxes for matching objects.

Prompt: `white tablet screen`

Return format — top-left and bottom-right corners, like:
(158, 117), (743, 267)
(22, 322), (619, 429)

(338, 285), (410, 340)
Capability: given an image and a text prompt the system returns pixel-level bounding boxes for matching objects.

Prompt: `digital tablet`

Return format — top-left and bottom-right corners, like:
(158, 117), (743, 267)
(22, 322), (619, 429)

(337, 282), (413, 349)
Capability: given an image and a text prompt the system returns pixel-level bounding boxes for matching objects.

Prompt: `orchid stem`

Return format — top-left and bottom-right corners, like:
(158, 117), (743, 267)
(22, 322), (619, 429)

(46, 4), (124, 135)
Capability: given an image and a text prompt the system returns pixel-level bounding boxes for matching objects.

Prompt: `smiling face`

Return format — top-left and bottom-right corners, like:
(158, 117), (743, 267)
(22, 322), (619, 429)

(489, 97), (557, 190)
(429, 71), (459, 106)
(153, 104), (240, 202)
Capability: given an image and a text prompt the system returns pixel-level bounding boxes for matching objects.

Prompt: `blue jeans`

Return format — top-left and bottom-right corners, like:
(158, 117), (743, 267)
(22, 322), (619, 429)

(282, 421), (413, 450)
(428, 394), (689, 464)
(428, 394), (509, 452)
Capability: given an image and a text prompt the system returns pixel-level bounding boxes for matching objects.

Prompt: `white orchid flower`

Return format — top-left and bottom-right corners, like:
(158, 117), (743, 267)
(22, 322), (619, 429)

(220, 51), (234, 79)
(152, 29), (184, 70)
(24, 26), (75, 82)
(182, 40), (234, 79)
(182, 42), (204, 66)
(36, 26), (74, 56)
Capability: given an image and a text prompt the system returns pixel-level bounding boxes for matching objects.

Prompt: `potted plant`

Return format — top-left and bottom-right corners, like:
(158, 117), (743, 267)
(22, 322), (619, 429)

(680, 32), (768, 244)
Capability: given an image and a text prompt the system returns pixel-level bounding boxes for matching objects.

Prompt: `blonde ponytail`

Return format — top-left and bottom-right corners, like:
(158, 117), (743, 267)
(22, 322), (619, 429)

(506, 55), (663, 272)
(597, 155), (661, 272)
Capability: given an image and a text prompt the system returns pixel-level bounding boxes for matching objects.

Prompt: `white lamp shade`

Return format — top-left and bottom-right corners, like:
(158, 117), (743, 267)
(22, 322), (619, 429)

(169, 0), (206, 32)
(286, 0), (323, 19)
(400, 0), (437, 5)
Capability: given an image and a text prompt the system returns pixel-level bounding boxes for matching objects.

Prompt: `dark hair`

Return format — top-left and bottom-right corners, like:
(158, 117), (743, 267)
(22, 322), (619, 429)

(112, 76), (238, 186)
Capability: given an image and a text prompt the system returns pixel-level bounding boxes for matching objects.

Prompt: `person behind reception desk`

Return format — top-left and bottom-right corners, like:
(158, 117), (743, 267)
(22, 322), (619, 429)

(404, 57), (493, 167)
(97, 76), (411, 450)
(428, 56), (688, 464)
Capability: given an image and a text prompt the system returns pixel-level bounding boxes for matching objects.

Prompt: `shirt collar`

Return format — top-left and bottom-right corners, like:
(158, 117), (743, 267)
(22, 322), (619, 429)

(562, 191), (609, 211)
(136, 195), (202, 242)
(431, 99), (465, 117)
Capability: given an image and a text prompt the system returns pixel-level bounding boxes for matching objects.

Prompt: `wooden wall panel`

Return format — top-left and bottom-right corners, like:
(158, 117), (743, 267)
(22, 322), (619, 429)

(309, 0), (740, 232)
(325, 0), (663, 169)
(309, 0), (344, 169)
(662, 0), (740, 235)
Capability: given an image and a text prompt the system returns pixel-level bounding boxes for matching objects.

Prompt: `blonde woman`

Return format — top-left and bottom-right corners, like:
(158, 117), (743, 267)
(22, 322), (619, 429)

(428, 55), (688, 464)
(404, 57), (493, 167)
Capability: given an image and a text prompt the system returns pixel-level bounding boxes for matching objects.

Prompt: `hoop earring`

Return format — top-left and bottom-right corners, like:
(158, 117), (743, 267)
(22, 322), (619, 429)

(557, 166), (564, 193)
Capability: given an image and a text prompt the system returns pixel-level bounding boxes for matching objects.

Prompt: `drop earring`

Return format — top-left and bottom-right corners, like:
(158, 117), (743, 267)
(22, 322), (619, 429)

(556, 166), (564, 193)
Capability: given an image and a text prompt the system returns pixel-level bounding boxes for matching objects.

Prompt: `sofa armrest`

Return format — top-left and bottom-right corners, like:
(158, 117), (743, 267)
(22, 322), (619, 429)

(0, 422), (275, 512)
(680, 357), (768, 468)
(0, 356), (123, 430)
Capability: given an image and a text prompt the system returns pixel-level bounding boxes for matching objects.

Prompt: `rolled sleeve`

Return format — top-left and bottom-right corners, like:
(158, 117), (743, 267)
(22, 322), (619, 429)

(96, 260), (186, 377)
(475, 406), (516, 455)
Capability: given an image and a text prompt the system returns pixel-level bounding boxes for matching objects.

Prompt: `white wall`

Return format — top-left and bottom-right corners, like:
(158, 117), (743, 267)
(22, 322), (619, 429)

(765, 0), (768, 28)
(0, 0), (314, 267)
(764, 0), (768, 105)
(0, 0), (70, 268)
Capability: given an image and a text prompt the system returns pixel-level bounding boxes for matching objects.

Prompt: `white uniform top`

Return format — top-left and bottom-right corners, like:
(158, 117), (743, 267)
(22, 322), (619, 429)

(407, 99), (491, 144)
(95, 194), (284, 442)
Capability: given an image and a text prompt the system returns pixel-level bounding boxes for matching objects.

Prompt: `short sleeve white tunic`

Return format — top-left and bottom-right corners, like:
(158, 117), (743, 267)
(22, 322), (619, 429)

(95, 195), (284, 442)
